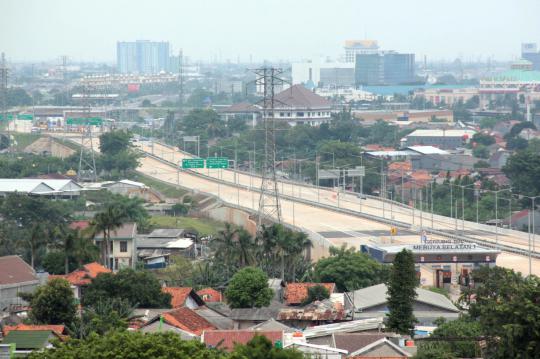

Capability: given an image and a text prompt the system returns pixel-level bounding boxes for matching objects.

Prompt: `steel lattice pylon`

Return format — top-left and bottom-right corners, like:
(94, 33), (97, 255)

(77, 84), (98, 182)
(252, 67), (286, 226)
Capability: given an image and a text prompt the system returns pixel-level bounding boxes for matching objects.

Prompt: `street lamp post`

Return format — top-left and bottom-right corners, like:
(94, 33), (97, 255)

(494, 187), (512, 248)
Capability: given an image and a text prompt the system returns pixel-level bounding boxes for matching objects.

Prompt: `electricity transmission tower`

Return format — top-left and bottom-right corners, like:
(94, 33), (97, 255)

(252, 67), (287, 226)
(77, 84), (97, 182)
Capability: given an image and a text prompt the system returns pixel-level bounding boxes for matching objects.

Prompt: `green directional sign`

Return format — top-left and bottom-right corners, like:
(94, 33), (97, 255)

(0, 114), (14, 121)
(182, 158), (205, 169)
(206, 157), (229, 169)
(17, 114), (34, 120)
(66, 117), (103, 126)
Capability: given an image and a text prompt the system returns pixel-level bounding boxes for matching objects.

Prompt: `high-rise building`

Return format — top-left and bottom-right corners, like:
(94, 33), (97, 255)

(355, 52), (415, 86)
(522, 43), (540, 71)
(344, 40), (379, 63)
(117, 40), (170, 74)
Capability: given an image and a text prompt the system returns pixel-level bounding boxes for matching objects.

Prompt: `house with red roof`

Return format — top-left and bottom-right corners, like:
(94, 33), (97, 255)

(140, 307), (216, 339)
(49, 262), (110, 301)
(201, 330), (284, 352)
(284, 283), (336, 306)
(161, 287), (205, 309)
(2, 324), (68, 339)
(196, 288), (223, 303)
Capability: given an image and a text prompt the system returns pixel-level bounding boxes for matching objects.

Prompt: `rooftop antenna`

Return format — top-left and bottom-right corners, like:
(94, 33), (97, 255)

(251, 67), (288, 227)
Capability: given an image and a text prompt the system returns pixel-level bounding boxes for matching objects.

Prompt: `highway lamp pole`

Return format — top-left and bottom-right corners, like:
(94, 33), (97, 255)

(419, 187), (423, 229)
(528, 210), (532, 276)
(316, 153), (320, 203)
(430, 181), (434, 228)
(495, 190), (498, 245)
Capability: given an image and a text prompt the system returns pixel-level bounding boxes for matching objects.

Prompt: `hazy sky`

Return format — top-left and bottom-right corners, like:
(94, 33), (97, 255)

(1, 0), (539, 63)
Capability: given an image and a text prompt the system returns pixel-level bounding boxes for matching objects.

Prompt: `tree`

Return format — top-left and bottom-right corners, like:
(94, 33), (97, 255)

(303, 285), (330, 304)
(386, 249), (418, 335)
(225, 267), (273, 309)
(413, 346), (456, 359)
(461, 266), (540, 358)
(98, 130), (140, 176)
(28, 331), (228, 359)
(471, 133), (495, 146)
(82, 268), (171, 308)
(21, 278), (77, 326)
(420, 317), (482, 358)
(506, 136), (528, 150)
(7, 88), (32, 106)
(91, 204), (125, 268)
(472, 144), (489, 159)
(231, 335), (304, 359)
(69, 298), (135, 339)
(503, 150), (540, 195)
(314, 245), (386, 292)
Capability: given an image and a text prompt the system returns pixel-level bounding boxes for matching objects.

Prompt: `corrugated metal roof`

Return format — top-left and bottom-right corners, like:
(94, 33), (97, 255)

(405, 129), (476, 138)
(407, 146), (449, 155)
(350, 283), (459, 313)
(0, 179), (55, 194)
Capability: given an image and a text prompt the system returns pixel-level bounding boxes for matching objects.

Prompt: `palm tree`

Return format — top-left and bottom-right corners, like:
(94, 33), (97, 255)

(91, 204), (126, 269)
(236, 229), (256, 268)
(24, 223), (48, 269)
(287, 231), (312, 282)
(211, 223), (238, 277)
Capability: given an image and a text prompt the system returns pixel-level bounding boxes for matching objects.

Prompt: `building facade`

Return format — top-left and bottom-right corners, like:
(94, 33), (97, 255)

(355, 52), (415, 86)
(344, 40), (380, 63)
(117, 40), (170, 74)
(522, 43), (540, 71)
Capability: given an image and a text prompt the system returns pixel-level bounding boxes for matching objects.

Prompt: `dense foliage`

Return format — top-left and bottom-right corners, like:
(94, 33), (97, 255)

(303, 285), (330, 304)
(81, 268), (172, 308)
(386, 249), (418, 335)
(28, 331), (302, 359)
(98, 130), (141, 177)
(21, 278), (77, 326)
(224, 267), (274, 309)
(313, 245), (386, 292)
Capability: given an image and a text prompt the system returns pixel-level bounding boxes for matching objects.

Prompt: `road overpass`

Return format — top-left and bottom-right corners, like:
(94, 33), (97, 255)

(52, 134), (540, 276)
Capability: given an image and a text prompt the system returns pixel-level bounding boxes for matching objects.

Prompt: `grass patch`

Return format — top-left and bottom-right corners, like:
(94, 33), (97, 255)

(150, 215), (225, 236)
(131, 173), (187, 199)
(427, 286), (450, 298)
(12, 133), (41, 150)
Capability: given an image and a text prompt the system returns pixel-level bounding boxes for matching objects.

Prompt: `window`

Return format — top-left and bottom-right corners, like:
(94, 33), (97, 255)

(296, 112), (304, 117)
(280, 112), (284, 117)
(120, 241), (128, 253)
(114, 258), (119, 270)
(110, 241), (113, 253)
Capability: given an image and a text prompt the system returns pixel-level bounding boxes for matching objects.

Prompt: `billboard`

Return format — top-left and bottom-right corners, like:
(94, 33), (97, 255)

(127, 83), (140, 93)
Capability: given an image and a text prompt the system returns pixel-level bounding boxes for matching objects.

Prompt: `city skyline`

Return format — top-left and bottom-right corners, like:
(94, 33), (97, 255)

(1, 0), (540, 64)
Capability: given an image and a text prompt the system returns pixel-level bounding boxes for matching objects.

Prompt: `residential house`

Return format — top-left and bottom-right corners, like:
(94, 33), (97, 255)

(1, 330), (63, 356)
(2, 324), (67, 338)
(201, 330), (284, 352)
(284, 342), (347, 358)
(101, 179), (164, 203)
(196, 288), (223, 303)
(220, 85), (333, 127)
(162, 287), (205, 309)
(303, 318), (384, 347)
(277, 299), (351, 329)
(284, 282), (336, 305)
(505, 209), (540, 233)
(247, 318), (294, 333)
(350, 284), (460, 325)
(137, 228), (195, 268)
(48, 262), (110, 301)
(489, 150), (511, 169)
(333, 333), (413, 358)
(93, 223), (137, 271)
(229, 307), (281, 329)
(0, 256), (41, 314)
(402, 129), (476, 150)
(140, 307), (216, 339)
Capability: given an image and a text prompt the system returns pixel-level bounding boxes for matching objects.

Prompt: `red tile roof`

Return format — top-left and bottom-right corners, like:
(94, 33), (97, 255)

(388, 161), (412, 172)
(284, 283), (336, 305)
(2, 324), (66, 336)
(202, 330), (283, 352)
(49, 262), (110, 286)
(0, 256), (38, 285)
(197, 288), (222, 303)
(162, 287), (197, 308)
(160, 307), (216, 336)
(69, 220), (91, 231)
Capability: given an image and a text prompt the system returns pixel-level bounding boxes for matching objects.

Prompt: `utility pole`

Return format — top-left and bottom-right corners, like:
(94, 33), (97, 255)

(252, 67), (286, 227)
(1, 53), (9, 153)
